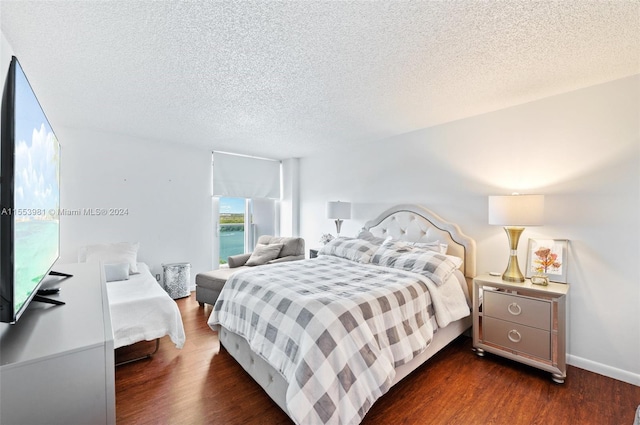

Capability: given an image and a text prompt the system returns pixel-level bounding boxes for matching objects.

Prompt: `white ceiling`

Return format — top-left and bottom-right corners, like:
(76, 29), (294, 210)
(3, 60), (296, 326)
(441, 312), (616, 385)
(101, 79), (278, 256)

(1, 1), (638, 159)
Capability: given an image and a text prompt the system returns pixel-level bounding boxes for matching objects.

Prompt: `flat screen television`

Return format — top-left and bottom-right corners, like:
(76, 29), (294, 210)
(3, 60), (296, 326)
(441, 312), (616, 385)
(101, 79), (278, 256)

(1, 56), (65, 324)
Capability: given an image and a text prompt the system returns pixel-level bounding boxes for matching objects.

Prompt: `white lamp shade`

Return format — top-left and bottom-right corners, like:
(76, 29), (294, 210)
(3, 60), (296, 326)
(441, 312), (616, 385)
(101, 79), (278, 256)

(327, 201), (351, 220)
(488, 195), (544, 226)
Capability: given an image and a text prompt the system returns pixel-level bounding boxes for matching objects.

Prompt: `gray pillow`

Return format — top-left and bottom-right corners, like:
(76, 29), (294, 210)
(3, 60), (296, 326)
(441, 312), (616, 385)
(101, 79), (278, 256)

(245, 243), (284, 266)
(104, 263), (130, 282)
(261, 236), (303, 258)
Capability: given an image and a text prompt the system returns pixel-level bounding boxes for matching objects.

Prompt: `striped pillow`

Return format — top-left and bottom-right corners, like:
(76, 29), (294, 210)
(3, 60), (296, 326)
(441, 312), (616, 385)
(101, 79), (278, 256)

(372, 241), (462, 286)
(318, 237), (379, 264)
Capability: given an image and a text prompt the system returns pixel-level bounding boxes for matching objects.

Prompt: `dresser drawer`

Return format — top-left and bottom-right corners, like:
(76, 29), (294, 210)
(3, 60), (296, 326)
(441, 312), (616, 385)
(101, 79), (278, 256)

(484, 290), (551, 330)
(483, 317), (551, 360)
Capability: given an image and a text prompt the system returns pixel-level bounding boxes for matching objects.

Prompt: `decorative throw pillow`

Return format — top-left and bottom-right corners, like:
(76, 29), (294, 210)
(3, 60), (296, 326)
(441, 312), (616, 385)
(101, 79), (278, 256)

(245, 243), (284, 266)
(356, 229), (387, 246)
(104, 263), (130, 282)
(84, 242), (140, 274)
(318, 237), (379, 264)
(372, 240), (462, 286)
(261, 236), (302, 258)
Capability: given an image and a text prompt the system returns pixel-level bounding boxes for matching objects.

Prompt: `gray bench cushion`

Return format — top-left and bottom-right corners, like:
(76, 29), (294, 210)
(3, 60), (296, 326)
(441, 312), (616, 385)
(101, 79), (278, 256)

(196, 267), (244, 290)
(195, 266), (248, 306)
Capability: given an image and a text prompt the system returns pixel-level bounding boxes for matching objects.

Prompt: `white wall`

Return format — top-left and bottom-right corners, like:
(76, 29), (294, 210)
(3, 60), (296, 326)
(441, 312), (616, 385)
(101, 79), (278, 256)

(57, 127), (213, 288)
(1, 31), (12, 73)
(281, 158), (300, 237)
(1, 29), (212, 289)
(299, 75), (640, 385)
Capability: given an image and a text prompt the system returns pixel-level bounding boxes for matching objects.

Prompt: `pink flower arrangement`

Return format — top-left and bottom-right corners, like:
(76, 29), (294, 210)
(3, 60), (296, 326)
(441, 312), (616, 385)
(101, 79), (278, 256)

(533, 247), (561, 274)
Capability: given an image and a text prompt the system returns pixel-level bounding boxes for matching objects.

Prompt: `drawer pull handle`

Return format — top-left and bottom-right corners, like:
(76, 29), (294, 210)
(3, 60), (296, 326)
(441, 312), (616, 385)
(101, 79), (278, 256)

(508, 329), (522, 343)
(507, 302), (522, 316)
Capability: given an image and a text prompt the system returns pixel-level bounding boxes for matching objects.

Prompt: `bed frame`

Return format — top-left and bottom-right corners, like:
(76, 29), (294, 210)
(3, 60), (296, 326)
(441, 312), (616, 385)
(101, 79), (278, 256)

(115, 339), (160, 366)
(220, 204), (476, 417)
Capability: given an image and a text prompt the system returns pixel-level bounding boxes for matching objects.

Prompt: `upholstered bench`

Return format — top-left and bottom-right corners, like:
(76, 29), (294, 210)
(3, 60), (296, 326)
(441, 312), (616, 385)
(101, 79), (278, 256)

(195, 268), (237, 307)
(196, 235), (305, 307)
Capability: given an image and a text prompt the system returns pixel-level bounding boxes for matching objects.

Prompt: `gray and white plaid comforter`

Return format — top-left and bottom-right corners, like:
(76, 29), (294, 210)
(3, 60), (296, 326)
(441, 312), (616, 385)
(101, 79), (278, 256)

(209, 255), (459, 425)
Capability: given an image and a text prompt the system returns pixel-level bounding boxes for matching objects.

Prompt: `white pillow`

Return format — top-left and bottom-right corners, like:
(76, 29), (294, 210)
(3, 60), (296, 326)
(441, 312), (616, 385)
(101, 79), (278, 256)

(84, 242), (140, 274)
(104, 263), (130, 282)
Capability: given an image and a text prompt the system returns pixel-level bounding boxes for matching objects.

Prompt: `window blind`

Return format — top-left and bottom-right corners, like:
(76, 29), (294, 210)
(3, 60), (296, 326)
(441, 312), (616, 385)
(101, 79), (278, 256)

(212, 152), (281, 199)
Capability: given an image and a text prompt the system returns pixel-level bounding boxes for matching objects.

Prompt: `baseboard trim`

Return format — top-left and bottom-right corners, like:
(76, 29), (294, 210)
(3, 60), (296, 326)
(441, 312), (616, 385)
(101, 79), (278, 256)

(568, 354), (640, 386)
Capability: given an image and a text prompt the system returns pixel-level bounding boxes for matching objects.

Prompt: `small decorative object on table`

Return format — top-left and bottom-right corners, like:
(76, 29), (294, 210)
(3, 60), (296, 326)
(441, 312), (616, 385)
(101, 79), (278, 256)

(530, 275), (549, 286)
(526, 239), (569, 283)
(319, 233), (334, 245)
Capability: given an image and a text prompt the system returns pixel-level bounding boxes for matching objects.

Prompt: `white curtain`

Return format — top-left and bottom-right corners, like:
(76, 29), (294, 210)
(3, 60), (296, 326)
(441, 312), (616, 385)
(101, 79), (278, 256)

(212, 152), (281, 199)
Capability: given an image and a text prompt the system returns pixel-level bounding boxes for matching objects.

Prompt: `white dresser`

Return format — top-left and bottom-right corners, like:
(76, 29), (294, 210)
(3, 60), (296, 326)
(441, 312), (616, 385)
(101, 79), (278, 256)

(0, 262), (115, 424)
(472, 274), (569, 383)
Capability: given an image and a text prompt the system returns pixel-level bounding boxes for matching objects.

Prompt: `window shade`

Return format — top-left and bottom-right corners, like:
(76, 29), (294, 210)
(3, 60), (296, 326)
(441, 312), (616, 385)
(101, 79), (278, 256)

(213, 152), (281, 199)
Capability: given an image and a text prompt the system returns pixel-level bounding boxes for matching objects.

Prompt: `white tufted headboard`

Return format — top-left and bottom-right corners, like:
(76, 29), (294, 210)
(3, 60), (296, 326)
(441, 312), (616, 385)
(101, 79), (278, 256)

(363, 204), (476, 279)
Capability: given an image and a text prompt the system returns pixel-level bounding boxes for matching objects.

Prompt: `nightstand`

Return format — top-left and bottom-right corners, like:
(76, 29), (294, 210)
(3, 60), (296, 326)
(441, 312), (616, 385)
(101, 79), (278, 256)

(472, 274), (569, 383)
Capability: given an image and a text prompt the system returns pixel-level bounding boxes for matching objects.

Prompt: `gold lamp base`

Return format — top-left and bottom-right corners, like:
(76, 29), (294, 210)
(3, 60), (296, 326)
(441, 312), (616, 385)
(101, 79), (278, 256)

(502, 226), (525, 282)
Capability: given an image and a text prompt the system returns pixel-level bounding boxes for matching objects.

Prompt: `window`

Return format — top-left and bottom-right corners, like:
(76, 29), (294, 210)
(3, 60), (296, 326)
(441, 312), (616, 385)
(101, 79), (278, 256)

(212, 152), (281, 266)
(218, 197), (246, 264)
(216, 197), (277, 264)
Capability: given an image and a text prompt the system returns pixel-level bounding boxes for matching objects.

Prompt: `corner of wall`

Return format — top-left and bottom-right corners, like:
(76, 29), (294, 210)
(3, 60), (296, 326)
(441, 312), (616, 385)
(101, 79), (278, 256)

(1, 30), (15, 81)
(567, 354), (640, 386)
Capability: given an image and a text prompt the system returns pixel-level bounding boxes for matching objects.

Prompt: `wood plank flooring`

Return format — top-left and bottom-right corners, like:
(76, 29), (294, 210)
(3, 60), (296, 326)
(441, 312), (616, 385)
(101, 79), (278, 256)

(116, 294), (640, 424)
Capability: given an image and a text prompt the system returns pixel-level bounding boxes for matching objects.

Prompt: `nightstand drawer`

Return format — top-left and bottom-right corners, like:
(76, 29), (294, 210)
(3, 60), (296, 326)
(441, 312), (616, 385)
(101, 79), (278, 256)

(483, 317), (551, 360)
(484, 290), (551, 330)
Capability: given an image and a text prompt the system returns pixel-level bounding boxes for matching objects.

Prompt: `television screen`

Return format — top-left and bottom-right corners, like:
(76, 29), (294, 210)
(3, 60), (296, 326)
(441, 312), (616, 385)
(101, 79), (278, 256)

(1, 56), (60, 323)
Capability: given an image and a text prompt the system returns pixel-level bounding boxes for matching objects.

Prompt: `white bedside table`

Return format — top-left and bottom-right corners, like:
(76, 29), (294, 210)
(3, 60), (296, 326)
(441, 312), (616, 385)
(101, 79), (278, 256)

(472, 274), (569, 383)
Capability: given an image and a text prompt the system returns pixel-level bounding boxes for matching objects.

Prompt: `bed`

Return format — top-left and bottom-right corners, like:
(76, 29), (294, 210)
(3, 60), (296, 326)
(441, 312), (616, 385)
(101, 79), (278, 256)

(107, 263), (186, 351)
(79, 242), (186, 362)
(208, 204), (476, 424)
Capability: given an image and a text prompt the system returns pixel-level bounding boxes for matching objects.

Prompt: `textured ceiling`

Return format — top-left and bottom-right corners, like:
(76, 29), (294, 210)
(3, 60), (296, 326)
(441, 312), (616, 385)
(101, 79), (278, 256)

(1, 1), (638, 159)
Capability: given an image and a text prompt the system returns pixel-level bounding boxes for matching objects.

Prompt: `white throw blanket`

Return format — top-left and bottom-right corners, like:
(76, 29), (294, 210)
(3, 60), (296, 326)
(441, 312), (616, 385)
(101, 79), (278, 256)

(107, 263), (186, 349)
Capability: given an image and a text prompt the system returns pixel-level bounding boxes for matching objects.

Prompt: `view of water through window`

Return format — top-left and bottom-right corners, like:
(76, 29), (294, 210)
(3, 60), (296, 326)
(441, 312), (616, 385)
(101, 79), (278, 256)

(219, 197), (245, 264)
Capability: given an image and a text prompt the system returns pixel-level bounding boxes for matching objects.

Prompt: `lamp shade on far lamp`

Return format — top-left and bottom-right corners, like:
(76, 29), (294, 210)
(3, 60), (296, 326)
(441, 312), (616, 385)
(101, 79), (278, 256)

(489, 194), (544, 282)
(327, 201), (351, 236)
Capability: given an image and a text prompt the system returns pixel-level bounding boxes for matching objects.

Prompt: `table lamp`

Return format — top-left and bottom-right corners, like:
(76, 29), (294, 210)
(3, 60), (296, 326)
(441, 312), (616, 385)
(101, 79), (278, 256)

(327, 201), (351, 237)
(489, 194), (544, 282)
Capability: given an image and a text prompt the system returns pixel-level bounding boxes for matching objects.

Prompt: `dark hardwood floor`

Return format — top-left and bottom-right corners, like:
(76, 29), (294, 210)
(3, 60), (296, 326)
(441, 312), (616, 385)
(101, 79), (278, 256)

(116, 294), (640, 424)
